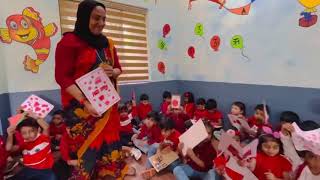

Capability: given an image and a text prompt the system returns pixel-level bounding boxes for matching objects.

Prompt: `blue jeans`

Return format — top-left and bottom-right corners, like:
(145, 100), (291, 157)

(173, 164), (217, 180)
(15, 167), (56, 180)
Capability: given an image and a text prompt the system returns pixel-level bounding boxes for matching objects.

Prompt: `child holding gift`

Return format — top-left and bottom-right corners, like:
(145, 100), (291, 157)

(137, 94), (153, 121)
(160, 91), (172, 115)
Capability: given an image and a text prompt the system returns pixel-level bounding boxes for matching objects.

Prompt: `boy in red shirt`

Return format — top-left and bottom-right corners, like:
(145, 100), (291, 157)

(142, 118), (181, 179)
(173, 121), (217, 180)
(206, 99), (223, 128)
(167, 106), (189, 133)
(131, 111), (162, 153)
(160, 91), (171, 115)
(193, 98), (207, 121)
(137, 94), (153, 121)
(49, 110), (67, 151)
(6, 112), (56, 180)
(246, 104), (272, 138)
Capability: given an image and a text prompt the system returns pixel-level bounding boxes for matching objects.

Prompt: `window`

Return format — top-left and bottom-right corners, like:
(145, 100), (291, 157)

(58, 0), (149, 82)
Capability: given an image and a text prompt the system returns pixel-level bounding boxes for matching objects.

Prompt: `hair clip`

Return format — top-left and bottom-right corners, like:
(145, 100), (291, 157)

(262, 126), (280, 139)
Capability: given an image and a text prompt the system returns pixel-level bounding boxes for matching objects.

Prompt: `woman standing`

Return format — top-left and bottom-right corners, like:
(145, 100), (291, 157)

(55, 0), (135, 179)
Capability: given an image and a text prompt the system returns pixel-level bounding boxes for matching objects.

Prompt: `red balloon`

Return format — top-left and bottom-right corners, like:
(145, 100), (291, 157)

(188, 46), (195, 58)
(163, 24), (171, 38)
(158, 61), (166, 74)
(210, 35), (221, 51)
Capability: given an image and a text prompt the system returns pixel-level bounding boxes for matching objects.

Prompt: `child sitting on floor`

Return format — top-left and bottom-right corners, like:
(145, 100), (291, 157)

(49, 110), (67, 151)
(173, 121), (217, 180)
(0, 135), (7, 180)
(206, 99), (223, 128)
(131, 111), (163, 154)
(137, 94), (153, 121)
(167, 105), (189, 133)
(182, 92), (195, 119)
(160, 91), (172, 115)
(193, 98), (207, 121)
(142, 118), (181, 179)
(6, 112), (56, 180)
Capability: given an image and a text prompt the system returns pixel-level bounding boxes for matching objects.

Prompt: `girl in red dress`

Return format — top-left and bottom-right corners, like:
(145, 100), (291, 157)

(182, 92), (195, 119)
(55, 0), (134, 179)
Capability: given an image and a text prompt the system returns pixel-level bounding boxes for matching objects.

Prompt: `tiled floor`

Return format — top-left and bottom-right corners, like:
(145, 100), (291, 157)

(123, 155), (175, 180)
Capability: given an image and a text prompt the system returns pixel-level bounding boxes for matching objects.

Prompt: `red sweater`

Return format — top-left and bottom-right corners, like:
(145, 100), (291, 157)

(49, 123), (67, 138)
(55, 33), (122, 145)
(137, 103), (152, 120)
(20, 134), (54, 169)
(60, 133), (85, 161)
(186, 140), (216, 172)
(184, 103), (195, 119)
(120, 106), (137, 133)
(137, 124), (163, 145)
(0, 137), (7, 180)
(253, 152), (292, 180)
(160, 101), (170, 115)
(167, 112), (189, 133)
(194, 109), (208, 120)
(207, 110), (223, 124)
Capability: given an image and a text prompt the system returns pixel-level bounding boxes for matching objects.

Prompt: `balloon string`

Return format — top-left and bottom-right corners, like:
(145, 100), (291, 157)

(241, 48), (250, 61)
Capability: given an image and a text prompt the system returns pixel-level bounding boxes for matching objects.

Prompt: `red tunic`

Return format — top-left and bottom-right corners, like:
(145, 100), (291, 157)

(49, 123), (67, 137)
(253, 152), (292, 180)
(184, 103), (195, 119)
(207, 110), (223, 124)
(247, 116), (272, 130)
(0, 136), (7, 180)
(60, 133), (85, 161)
(194, 109), (208, 120)
(166, 112), (189, 133)
(162, 129), (180, 151)
(160, 101), (170, 115)
(186, 140), (216, 172)
(137, 124), (163, 145)
(55, 33), (122, 146)
(20, 134), (54, 169)
(137, 103), (152, 120)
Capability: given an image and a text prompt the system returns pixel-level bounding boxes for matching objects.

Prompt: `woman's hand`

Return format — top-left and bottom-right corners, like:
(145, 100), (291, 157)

(84, 101), (100, 117)
(67, 160), (79, 167)
(100, 63), (113, 77)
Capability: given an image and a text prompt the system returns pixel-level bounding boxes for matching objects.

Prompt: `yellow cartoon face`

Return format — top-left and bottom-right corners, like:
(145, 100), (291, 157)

(6, 15), (38, 43)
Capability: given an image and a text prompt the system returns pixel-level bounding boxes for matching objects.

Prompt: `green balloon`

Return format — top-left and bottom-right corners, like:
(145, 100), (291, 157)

(230, 35), (244, 49)
(157, 39), (167, 50)
(194, 23), (204, 37)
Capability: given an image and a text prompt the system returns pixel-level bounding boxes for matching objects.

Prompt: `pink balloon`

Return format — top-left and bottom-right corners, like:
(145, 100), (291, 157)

(188, 46), (195, 58)
(163, 24), (171, 38)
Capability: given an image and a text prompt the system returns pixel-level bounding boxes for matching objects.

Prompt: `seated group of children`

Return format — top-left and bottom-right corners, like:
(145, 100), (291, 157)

(0, 90), (319, 180)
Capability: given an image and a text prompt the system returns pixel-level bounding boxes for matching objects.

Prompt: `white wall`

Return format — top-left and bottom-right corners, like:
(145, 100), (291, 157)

(173, 0), (320, 88)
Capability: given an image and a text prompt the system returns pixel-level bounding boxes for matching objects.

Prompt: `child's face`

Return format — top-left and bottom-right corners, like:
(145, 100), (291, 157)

(254, 109), (265, 123)
(261, 141), (280, 157)
(126, 104), (132, 111)
(305, 152), (320, 175)
(120, 111), (128, 118)
(197, 104), (205, 110)
(161, 129), (173, 139)
(231, 105), (243, 116)
(184, 97), (189, 103)
(52, 114), (63, 125)
(141, 100), (149, 105)
(20, 126), (38, 142)
(144, 118), (155, 128)
(165, 97), (171, 103)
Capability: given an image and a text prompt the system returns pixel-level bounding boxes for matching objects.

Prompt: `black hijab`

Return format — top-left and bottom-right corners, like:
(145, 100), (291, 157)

(73, 0), (109, 49)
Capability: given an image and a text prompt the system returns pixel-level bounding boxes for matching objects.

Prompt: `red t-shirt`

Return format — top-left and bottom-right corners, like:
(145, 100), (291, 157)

(160, 101), (170, 115)
(184, 103), (195, 119)
(253, 152), (292, 180)
(49, 123), (67, 137)
(60, 133), (85, 161)
(20, 134), (54, 169)
(187, 140), (217, 172)
(137, 124), (163, 145)
(167, 112), (189, 133)
(120, 106), (137, 134)
(162, 130), (181, 151)
(194, 109), (208, 120)
(137, 103), (152, 120)
(0, 137), (7, 180)
(207, 110), (223, 124)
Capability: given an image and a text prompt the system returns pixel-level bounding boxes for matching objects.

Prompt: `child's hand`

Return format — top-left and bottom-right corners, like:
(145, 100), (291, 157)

(177, 142), (184, 152)
(16, 107), (24, 114)
(281, 123), (294, 136)
(265, 171), (277, 180)
(132, 100), (136, 106)
(237, 159), (246, 167)
(215, 165), (225, 176)
(131, 134), (138, 141)
(186, 148), (194, 157)
(26, 111), (39, 119)
(55, 134), (62, 140)
(7, 126), (16, 136)
(67, 160), (79, 167)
